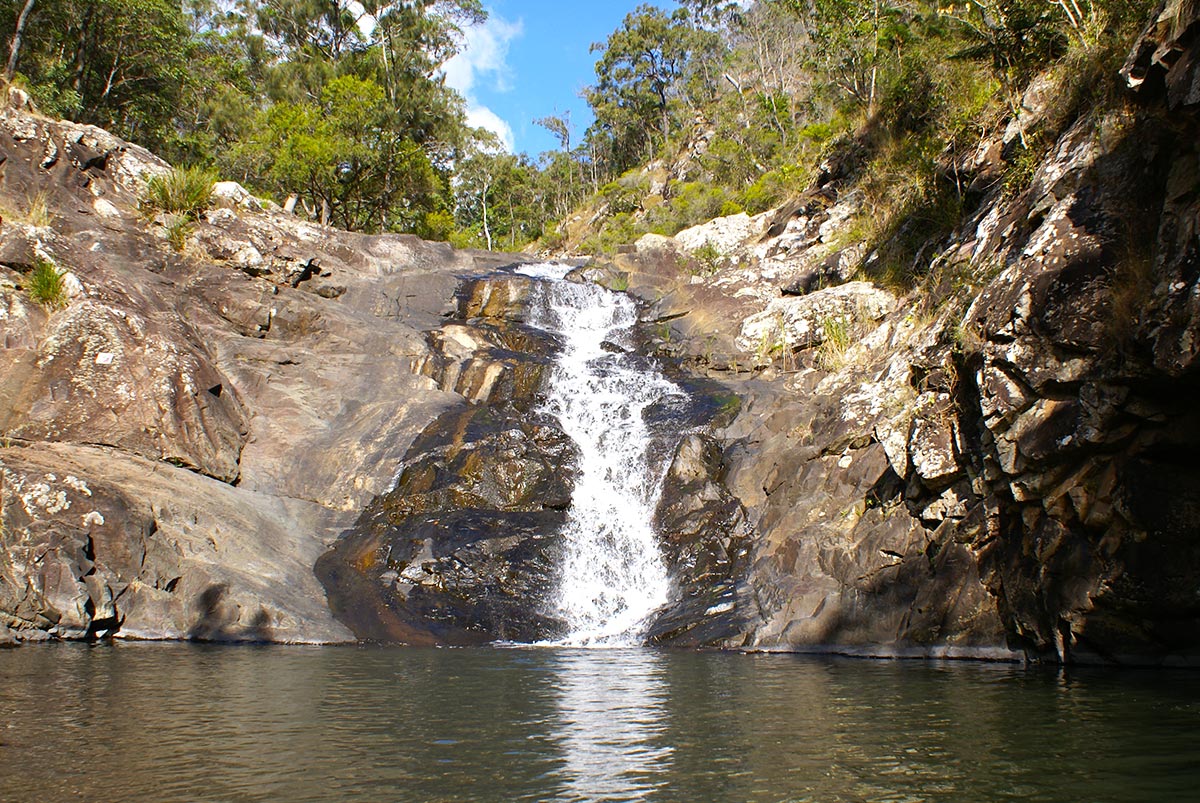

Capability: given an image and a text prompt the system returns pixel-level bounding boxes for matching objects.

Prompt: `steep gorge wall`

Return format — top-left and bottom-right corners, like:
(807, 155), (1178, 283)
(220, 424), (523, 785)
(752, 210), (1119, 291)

(604, 3), (1200, 665)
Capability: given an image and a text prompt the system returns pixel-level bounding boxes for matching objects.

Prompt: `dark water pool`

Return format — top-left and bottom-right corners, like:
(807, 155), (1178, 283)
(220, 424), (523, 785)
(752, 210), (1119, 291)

(1, 644), (1196, 802)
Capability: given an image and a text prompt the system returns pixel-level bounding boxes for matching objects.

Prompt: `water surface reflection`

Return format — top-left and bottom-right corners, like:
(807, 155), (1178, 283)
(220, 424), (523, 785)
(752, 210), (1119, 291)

(547, 648), (673, 800)
(0, 644), (1197, 802)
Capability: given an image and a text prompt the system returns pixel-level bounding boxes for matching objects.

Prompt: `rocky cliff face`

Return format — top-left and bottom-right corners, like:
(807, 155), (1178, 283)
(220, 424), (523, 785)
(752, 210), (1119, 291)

(314, 274), (576, 645)
(594, 2), (1200, 665)
(0, 90), (525, 644)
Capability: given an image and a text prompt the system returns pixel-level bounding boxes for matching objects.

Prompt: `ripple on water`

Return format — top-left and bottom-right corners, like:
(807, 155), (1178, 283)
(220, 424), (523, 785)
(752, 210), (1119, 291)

(1, 644), (1198, 803)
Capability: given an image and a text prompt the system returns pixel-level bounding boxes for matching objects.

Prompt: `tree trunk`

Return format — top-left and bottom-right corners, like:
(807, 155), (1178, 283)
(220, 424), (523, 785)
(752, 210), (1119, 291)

(4, 0), (36, 80)
(73, 3), (95, 96)
(658, 89), (670, 145)
(724, 73), (752, 130)
(508, 194), (516, 249)
(868, 0), (880, 115)
(481, 179), (492, 251)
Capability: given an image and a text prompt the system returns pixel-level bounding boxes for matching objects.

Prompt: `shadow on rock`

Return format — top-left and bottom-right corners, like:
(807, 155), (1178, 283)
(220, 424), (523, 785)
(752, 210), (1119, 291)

(187, 583), (274, 643)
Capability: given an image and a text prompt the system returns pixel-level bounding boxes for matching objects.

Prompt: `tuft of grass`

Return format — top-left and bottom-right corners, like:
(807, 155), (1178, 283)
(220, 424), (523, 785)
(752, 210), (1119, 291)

(755, 327), (785, 366)
(953, 317), (987, 356)
(1002, 133), (1048, 198)
(27, 258), (67, 309)
(140, 166), (215, 219)
(1106, 249), (1155, 344)
(164, 215), (193, 252)
(25, 190), (53, 227)
(816, 316), (854, 371)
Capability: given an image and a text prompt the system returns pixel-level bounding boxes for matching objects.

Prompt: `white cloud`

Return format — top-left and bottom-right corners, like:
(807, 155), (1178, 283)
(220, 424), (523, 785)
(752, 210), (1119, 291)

(466, 106), (515, 152)
(442, 12), (523, 152)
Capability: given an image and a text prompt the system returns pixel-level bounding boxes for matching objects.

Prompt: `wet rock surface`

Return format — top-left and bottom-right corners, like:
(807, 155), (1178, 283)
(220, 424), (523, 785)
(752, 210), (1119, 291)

(647, 431), (754, 647)
(315, 273), (577, 644)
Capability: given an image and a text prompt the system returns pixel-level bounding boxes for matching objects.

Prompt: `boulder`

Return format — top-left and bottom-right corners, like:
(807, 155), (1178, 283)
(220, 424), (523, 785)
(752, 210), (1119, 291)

(0, 229), (39, 272)
(736, 281), (895, 354)
(0, 442), (353, 643)
(648, 433), (753, 646)
(315, 273), (578, 644)
(211, 181), (265, 211)
(0, 100), (530, 643)
(674, 213), (762, 256)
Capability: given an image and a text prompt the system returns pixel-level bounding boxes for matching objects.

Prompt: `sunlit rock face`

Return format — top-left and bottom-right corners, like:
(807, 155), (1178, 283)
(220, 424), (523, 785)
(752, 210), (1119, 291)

(590, 5), (1200, 665)
(0, 90), (528, 644)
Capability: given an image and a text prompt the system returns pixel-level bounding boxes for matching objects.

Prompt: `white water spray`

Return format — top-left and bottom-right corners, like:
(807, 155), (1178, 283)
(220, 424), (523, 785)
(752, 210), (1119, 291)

(518, 263), (684, 645)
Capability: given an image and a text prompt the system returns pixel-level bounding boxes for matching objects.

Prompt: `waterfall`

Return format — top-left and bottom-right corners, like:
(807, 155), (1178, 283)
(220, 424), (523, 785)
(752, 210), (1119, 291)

(518, 263), (684, 645)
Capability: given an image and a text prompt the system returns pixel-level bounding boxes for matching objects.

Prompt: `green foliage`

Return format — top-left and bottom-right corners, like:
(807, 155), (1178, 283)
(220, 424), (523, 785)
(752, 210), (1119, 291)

(0, 0), (1164, 255)
(600, 175), (648, 215)
(540, 228), (567, 252)
(690, 242), (724, 276)
(159, 4), (269, 167)
(164, 215), (192, 252)
(741, 165), (810, 214)
(453, 146), (553, 250)
(7, 0), (191, 150)
(585, 4), (718, 177)
(1002, 135), (1047, 196)
(699, 134), (765, 188)
(853, 131), (966, 289)
(806, 0), (917, 111)
(27, 258), (66, 309)
(580, 212), (644, 255)
(1, 0), (489, 237)
(230, 75), (443, 232)
(420, 210), (457, 242)
(797, 120), (840, 144)
(940, 0), (1069, 129)
(646, 182), (740, 236)
(719, 199), (744, 217)
(562, 0), (1156, 256)
(141, 167), (215, 218)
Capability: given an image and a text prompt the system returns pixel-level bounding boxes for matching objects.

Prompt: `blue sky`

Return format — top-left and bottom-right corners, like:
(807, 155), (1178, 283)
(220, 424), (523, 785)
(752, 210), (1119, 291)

(443, 1), (672, 158)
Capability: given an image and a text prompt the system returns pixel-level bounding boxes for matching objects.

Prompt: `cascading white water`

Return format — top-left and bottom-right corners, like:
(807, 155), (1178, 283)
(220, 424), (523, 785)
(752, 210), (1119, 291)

(518, 263), (684, 645)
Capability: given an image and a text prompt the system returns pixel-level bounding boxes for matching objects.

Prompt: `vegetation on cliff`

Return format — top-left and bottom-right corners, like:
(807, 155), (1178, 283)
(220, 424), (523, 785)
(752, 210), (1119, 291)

(2, 0), (489, 235)
(0, 0), (1160, 253)
(563, 0), (1156, 260)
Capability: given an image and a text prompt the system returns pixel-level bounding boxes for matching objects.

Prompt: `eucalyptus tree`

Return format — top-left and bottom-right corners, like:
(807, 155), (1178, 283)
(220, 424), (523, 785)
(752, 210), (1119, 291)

(454, 141), (549, 251)
(1, 0), (190, 149)
(210, 0), (485, 233)
(585, 4), (694, 175)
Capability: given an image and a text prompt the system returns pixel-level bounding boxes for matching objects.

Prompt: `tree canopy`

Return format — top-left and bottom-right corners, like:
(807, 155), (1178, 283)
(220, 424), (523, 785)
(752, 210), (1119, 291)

(0, 0), (1158, 250)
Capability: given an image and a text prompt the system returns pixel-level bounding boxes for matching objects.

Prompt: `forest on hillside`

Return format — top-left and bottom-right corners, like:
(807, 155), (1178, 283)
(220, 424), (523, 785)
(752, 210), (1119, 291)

(1, 0), (1157, 252)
